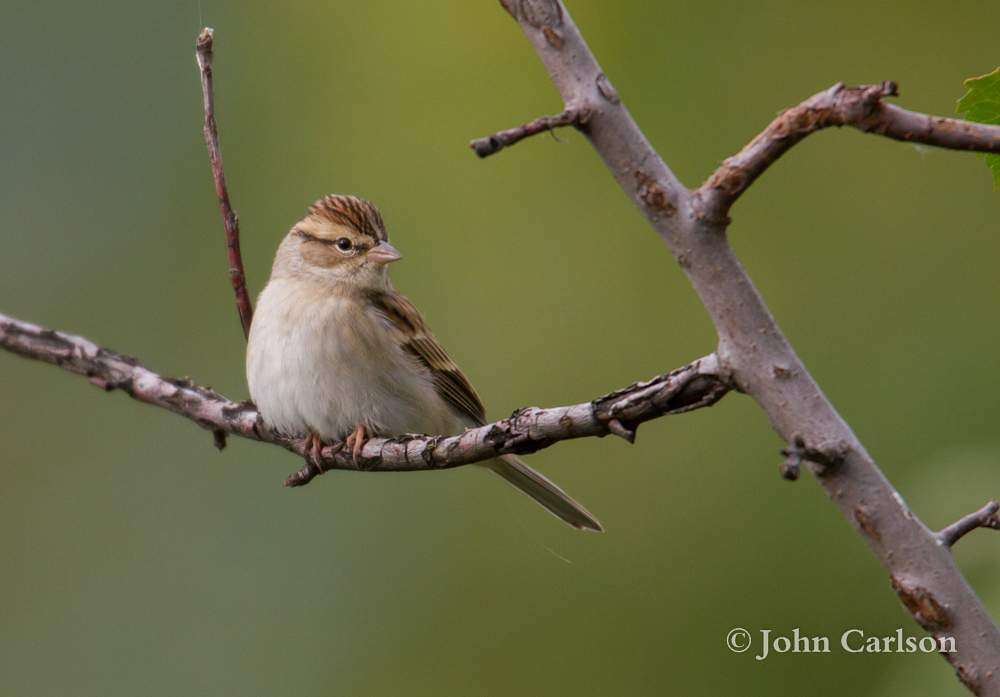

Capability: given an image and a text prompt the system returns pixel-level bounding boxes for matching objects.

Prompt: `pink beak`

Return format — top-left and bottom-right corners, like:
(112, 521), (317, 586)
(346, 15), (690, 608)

(367, 240), (402, 265)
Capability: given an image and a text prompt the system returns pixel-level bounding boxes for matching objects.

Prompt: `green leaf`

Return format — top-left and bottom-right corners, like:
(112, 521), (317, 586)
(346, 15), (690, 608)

(957, 67), (1000, 191)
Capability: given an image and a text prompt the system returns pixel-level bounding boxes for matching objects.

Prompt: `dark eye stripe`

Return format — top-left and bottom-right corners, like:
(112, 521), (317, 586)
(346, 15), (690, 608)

(296, 229), (355, 251)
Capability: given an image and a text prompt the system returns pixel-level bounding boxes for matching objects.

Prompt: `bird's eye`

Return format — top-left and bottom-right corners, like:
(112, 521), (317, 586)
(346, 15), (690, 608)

(335, 237), (353, 252)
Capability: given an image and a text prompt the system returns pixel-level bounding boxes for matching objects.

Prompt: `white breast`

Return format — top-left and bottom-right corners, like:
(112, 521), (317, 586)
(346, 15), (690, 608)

(246, 278), (461, 440)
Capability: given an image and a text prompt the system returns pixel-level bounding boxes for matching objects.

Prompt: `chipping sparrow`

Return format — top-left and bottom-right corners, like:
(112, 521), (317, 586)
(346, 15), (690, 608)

(246, 195), (602, 531)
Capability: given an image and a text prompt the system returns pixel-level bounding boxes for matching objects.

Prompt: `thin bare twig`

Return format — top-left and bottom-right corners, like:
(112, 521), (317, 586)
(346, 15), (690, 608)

(938, 501), (1000, 548)
(469, 105), (588, 157)
(492, 1), (1000, 693)
(0, 311), (730, 481)
(696, 81), (1000, 217)
(196, 28), (254, 339)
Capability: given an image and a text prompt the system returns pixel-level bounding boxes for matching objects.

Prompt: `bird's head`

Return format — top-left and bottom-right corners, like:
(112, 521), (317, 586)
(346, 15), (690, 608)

(273, 194), (401, 289)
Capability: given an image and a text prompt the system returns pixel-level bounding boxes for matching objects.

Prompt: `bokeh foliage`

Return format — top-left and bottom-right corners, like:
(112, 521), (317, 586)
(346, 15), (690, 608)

(958, 67), (1000, 191)
(1, 1), (998, 695)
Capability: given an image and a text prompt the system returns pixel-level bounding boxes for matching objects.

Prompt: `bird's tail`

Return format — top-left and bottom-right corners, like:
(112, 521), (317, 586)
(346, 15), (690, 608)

(484, 455), (603, 532)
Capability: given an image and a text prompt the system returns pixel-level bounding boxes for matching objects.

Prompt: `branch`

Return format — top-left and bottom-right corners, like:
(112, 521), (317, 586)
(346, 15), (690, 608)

(697, 81), (1000, 217)
(0, 311), (730, 482)
(196, 28), (254, 339)
(938, 501), (1000, 548)
(492, 2), (1000, 693)
(470, 104), (588, 157)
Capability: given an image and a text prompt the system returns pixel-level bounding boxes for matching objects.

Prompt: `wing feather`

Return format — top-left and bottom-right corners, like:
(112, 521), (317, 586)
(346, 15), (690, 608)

(370, 289), (488, 426)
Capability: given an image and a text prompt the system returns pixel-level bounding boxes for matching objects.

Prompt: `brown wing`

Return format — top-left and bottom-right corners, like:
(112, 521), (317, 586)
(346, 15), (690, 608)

(370, 289), (488, 426)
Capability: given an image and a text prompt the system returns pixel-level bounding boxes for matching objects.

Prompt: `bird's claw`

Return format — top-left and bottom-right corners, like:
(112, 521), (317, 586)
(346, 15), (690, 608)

(345, 424), (369, 465)
(285, 431), (329, 487)
(304, 431), (325, 473)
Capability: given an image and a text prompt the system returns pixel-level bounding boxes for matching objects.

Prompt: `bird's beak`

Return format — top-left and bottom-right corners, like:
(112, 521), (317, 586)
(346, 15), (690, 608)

(367, 240), (402, 265)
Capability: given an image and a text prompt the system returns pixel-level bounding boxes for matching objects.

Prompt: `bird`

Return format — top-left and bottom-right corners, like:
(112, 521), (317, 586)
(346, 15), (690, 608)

(246, 194), (602, 531)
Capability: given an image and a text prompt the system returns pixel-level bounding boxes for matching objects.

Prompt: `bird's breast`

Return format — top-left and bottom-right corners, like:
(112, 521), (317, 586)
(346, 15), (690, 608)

(246, 279), (460, 440)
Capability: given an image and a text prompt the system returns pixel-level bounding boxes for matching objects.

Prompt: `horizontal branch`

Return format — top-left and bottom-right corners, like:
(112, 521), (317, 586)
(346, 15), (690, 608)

(0, 311), (731, 481)
(937, 501), (1000, 548)
(696, 81), (1000, 217)
(469, 104), (588, 157)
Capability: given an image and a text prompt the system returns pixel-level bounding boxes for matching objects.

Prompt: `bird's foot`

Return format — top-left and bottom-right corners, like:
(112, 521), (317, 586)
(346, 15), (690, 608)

(285, 431), (329, 487)
(304, 431), (325, 473)
(345, 424), (369, 464)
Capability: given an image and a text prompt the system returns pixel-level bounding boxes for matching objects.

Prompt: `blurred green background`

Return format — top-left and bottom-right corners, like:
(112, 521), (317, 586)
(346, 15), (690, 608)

(1, 0), (998, 694)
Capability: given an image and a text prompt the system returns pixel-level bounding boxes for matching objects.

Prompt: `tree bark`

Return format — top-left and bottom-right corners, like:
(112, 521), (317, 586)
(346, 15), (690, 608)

(483, 1), (1000, 693)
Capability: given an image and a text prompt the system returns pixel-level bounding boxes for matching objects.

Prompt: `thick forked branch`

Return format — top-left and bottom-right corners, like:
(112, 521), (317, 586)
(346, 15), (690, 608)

(492, 1), (1000, 693)
(0, 311), (730, 478)
(697, 81), (1000, 217)
(938, 501), (1000, 548)
(197, 28), (254, 338)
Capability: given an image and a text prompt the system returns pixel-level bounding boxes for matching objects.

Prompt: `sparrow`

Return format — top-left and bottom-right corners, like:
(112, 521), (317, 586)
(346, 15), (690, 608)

(246, 195), (602, 531)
